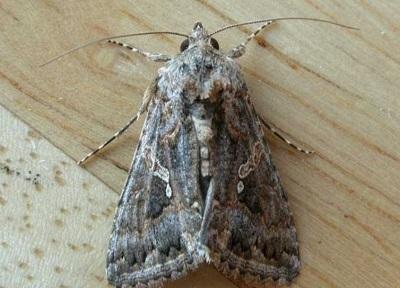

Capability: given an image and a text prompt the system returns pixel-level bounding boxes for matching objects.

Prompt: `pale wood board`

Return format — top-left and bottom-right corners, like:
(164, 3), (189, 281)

(0, 1), (399, 288)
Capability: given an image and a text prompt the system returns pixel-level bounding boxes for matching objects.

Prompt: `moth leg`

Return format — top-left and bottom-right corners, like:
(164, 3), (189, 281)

(108, 40), (171, 62)
(258, 114), (314, 155)
(77, 113), (140, 166)
(77, 84), (154, 166)
(227, 20), (275, 58)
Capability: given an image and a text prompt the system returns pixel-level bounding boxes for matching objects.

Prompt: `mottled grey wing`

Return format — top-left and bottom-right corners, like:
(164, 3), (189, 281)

(209, 95), (300, 287)
(106, 97), (204, 287)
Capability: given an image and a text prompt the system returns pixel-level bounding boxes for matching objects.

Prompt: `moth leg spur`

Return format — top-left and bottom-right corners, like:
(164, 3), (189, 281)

(228, 20), (274, 58)
(258, 113), (314, 155)
(108, 40), (171, 62)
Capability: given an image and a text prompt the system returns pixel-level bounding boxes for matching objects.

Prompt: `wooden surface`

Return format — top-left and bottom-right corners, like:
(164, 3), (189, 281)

(1, 1), (399, 287)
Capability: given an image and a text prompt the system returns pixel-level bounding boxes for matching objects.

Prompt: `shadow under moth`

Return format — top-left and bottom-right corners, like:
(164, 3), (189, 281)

(45, 17), (356, 288)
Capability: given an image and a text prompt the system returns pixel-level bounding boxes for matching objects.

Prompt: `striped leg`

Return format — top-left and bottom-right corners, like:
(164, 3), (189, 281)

(77, 86), (154, 166)
(77, 113), (140, 166)
(108, 40), (171, 62)
(228, 20), (274, 58)
(258, 114), (314, 155)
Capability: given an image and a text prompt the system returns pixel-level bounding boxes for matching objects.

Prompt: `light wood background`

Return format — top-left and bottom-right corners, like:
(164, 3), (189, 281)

(1, 1), (399, 288)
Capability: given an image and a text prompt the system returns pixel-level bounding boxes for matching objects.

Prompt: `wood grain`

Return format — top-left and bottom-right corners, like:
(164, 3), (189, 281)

(0, 1), (399, 287)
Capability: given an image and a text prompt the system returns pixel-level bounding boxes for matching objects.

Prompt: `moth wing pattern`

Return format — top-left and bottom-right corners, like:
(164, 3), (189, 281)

(106, 21), (301, 288)
(208, 93), (300, 287)
(106, 80), (205, 287)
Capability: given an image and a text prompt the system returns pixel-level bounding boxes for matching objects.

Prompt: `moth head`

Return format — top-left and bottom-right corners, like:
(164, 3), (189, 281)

(180, 22), (219, 52)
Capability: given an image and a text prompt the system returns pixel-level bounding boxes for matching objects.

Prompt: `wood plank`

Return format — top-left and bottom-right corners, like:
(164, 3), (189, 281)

(0, 1), (399, 287)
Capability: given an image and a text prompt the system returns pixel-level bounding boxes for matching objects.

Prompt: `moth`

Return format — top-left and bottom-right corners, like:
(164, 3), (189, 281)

(44, 17), (357, 288)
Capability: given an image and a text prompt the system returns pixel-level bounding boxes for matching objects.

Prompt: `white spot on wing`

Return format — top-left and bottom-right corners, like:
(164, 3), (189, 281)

(153, 158), (172, 198)
(165, 185), (172, 198)
(237, 181), (244, 194)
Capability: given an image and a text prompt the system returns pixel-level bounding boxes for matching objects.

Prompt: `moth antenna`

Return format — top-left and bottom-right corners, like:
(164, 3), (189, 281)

(210, 17), (359, 36)
(40, 31), (188, 67)
(257, 114), (314, 155)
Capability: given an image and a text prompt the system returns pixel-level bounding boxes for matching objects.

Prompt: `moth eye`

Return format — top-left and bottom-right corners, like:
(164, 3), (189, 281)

(210, 38), (219, 50)
(180, 38), (189, 52)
